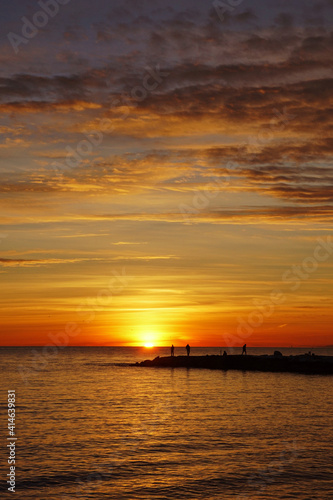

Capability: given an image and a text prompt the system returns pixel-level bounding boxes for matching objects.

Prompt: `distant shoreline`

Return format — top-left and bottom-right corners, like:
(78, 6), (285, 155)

(135, 354), (333, 375)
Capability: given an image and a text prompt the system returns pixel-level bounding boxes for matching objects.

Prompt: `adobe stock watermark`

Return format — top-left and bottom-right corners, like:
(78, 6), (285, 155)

(213, 0), (245, 23)
(50, 130), (103, 179)
(50, 64), (169, 179)
(8, 0), (71, 54)
(223, 236), (333, 350)
(237, 440), (301, 499)
(109, 64), (170, 115)
(18, 268), (131, 385)
(241, 107), (296, 159)
(179, 170), (231, 223)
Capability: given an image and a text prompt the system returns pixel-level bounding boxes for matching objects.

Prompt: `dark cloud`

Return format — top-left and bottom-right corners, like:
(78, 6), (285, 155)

(1, 140), (331, 207)
(90, 205), (333, 224)
(0, 1), (332, 222)
(274, 12), (294, 27)
(1, 23), (332, 111)
(234, 9), (258, 23)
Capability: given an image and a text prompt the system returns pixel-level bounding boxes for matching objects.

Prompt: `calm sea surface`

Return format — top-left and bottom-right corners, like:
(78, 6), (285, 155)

(0, 346), (332, 499)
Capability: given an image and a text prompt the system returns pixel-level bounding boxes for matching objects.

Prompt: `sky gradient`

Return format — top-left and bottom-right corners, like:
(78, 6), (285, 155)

(0, 0), (332, 347)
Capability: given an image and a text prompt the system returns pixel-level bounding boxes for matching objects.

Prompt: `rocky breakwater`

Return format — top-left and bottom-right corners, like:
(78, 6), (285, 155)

(135, 353), (333, 375)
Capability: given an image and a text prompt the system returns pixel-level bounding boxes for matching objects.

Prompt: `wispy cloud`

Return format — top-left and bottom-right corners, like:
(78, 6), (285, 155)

(112, 241), (148, 245)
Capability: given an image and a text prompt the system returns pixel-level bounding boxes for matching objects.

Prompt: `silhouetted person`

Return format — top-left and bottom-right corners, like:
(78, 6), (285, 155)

(171, 344), (174, 357)
(223, 350), (227, 357)
(186, 344), (190, 356)
(242, 344), (247, 355)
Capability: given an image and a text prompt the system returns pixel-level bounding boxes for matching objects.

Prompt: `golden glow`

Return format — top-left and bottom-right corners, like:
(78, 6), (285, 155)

(1, 14), (332, 349)
(130, 318), (171, 348)
(142, 330), (159, 348)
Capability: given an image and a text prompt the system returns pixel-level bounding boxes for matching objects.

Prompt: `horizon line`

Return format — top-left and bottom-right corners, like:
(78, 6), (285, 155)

(0, 345), (332, 348)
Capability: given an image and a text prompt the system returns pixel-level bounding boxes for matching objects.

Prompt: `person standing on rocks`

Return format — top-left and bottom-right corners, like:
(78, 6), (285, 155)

(186, 344), (190, 356)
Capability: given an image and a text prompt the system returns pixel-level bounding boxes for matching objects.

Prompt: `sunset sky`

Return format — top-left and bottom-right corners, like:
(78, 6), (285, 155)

(0, 0), (332, 347)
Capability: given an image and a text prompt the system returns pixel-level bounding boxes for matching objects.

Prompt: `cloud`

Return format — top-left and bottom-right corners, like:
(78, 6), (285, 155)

(0, 100), (101, 113)
(1, 138), (332, 207)
(112, 241), (148, 245)
(0, 258), (89, 268)
(89, 205), (333, 224)
(0, 137), (31, 149)
(111, 255), (178, 260)
(0, 255), (178, 267)
(0, 3), (332, 227)
(0, 203), (332, 227)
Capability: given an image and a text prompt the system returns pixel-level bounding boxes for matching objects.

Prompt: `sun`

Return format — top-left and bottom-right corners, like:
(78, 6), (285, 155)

(136, 327), (163, 348)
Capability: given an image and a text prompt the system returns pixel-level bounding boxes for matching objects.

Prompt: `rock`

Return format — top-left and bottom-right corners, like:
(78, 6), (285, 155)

(135, 354), (333, 375)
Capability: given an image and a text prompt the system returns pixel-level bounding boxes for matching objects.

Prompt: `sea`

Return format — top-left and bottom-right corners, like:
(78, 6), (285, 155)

(0, 346), (332, 499)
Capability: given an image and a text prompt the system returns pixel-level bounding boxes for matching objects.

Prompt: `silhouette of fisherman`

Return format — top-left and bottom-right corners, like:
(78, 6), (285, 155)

(171, 344), (174, 357)
(186, 344), (190, 356)
(242, 344), (247, 355)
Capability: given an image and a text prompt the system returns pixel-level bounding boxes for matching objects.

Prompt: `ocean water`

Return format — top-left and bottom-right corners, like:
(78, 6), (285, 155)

(0, 346), (332, 499)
